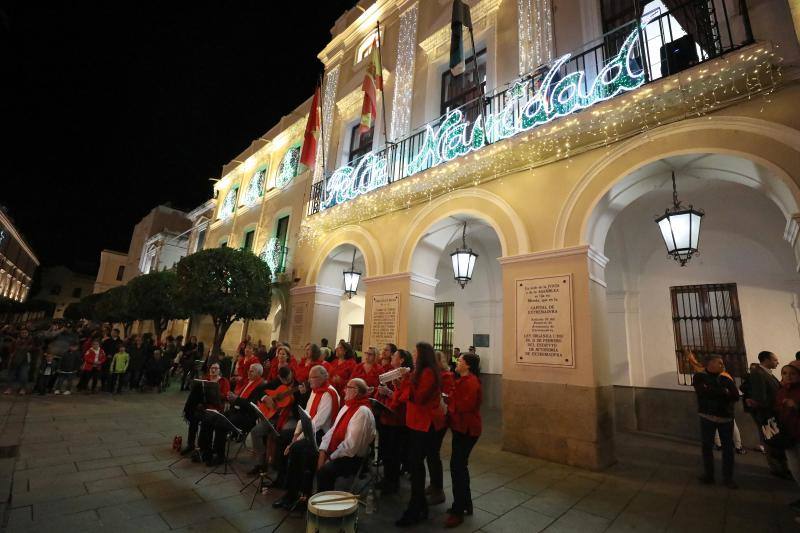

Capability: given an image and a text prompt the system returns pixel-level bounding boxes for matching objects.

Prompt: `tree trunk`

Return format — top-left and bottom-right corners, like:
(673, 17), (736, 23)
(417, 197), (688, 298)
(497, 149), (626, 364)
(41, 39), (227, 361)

(211, 317), (234, 356)
(153, 319), (165, 346)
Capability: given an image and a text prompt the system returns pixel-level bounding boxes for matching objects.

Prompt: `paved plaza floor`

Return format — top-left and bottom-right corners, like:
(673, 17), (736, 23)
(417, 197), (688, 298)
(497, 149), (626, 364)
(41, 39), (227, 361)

(0, 386), (799, 533)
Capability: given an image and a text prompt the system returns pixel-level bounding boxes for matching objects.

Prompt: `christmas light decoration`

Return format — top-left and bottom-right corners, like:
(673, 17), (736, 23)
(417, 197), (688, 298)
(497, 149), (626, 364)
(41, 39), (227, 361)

(276, 146), (301, 188)
(260, 236), (284, 278)
(218, 186), (238, 219)
(316, 65), (341, 181)
(322, 20), (647, 210)
(390, 3), (419, 141)
(243, 167), (267, 206)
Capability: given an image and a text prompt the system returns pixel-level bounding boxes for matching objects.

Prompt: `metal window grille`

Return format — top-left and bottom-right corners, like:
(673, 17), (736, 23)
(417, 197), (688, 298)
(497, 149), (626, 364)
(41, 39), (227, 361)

(433, 302), (455, 355)
(348, 124), (374, 164)
(670, 283), (747, 385)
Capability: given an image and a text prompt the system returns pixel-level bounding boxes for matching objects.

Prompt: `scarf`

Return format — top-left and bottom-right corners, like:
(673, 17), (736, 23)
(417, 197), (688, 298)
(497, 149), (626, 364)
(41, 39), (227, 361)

(309, 381), (340, 421)
(238, 378), (262, 399)
(326, 397), (370, 454)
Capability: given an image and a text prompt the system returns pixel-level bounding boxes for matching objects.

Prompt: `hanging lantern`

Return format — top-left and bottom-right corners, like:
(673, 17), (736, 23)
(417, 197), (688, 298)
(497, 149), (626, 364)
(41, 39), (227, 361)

(451, 221), (478, 289)
(343, 248), (361, 298)
(655, 172), (704, 267)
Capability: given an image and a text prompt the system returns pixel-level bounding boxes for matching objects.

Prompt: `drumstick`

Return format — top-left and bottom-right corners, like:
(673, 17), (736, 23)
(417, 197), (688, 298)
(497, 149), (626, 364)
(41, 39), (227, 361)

(312, 494), (360, 505)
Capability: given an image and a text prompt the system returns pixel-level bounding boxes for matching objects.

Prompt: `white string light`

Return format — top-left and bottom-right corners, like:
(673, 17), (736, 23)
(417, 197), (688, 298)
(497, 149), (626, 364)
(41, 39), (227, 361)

(316, 65), (341, 181)
(519, 0), (554, 74)
(276, 146), (301, 188)
(243, 167), (267, 206)
(390, 2), (419, 141)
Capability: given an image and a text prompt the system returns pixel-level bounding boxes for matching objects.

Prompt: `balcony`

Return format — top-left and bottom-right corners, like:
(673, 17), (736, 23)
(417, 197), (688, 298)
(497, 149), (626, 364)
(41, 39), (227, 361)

(308, 0), (762, 218)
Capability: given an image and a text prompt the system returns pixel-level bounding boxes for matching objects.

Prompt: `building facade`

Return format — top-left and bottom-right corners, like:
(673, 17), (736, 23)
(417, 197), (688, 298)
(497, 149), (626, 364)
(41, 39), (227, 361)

(196, 0), (800, 468)
(34, 266), (95, 318)
(0, 207), (38, 302)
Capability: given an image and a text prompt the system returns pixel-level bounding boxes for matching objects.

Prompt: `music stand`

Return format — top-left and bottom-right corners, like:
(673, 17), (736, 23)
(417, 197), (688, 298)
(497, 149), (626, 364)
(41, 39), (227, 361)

(239, 402), (281, 509)
(195, 409), (246, 485)
(296, 406), (318, 451)
(170, 380), (222, 469)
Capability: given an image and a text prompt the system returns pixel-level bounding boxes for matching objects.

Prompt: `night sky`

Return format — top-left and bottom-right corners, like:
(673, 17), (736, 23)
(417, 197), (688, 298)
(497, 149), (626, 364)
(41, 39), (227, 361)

(0, 0), (357, 273)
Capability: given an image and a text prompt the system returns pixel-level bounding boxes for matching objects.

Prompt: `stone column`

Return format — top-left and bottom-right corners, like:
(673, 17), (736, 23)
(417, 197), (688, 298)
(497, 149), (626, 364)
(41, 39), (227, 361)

(499, 245), (615, 469)
(289, 285), (343, 349)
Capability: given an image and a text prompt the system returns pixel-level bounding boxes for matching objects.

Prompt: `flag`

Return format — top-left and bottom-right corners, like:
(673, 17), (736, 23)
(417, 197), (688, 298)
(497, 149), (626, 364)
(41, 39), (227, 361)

(299, 84), (321, 169)
(449, 0), (472, 76)
(358, 42), (383, 134)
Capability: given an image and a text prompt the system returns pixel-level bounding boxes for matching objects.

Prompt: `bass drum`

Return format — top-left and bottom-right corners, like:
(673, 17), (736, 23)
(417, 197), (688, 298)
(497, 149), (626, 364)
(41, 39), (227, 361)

(306, 491), (359, 533)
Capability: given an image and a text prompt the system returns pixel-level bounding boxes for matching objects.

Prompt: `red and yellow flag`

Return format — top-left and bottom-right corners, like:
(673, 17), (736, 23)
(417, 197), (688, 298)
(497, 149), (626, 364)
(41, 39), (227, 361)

(358, 42), (383, 133)
(299, 85), (321, 169)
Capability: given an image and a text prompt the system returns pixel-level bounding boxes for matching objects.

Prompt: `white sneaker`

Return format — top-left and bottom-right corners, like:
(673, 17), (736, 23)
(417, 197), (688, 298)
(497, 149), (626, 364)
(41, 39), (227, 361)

(63, 390), (71, 395)
(54, 390), (61, 395)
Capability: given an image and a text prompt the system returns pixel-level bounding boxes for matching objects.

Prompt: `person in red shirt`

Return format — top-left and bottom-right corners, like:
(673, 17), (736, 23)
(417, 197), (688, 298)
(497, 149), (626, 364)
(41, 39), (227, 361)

(352, 346), (381, 390)
(425, 351), (455, 506)
(330, 342), (356, 398)
(181, 362), (230, 456)
(230, 353), (247, 393)
(268, 345), (297, 381)
(444, 353), (482, 528)
(376, 348), (413, 494)
(79, 339), (107, 393)
(295, 343), (329, 386)
(395, 342), (442, 527)
(379, 343), (397, 373)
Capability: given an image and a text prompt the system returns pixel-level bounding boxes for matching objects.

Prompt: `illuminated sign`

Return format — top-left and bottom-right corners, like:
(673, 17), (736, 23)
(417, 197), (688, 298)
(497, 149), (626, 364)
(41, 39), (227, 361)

(320, 20), (647, 211)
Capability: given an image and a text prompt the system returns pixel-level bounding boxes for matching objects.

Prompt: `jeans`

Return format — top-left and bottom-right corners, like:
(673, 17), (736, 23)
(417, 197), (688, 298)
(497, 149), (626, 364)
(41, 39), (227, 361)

(53, 371), (76, 392)
(450, 430), (479, 514)
(110, 373), (126, 393)
(8, 363), (30, 390)
(405, 426), (435, 516)
(700, 416), (734, 481)
(79, 368), (102, 392)
(426, 427), (447, 490)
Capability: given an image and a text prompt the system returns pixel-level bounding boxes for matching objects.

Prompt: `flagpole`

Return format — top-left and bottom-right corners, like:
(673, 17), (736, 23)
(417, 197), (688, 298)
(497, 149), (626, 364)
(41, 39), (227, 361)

(317, 73), (327, 180)
(467, 23), (490, 145)
(375, 20), (391, 146)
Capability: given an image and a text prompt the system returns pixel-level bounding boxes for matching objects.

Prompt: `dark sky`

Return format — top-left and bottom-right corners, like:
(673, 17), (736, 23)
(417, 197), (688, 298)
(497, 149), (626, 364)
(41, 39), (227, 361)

(0, 0), (357, 274)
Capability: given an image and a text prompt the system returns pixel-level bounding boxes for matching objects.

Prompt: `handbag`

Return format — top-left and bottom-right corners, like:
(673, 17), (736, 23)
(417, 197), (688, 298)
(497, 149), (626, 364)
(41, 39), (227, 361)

(762, 417), (795, 449)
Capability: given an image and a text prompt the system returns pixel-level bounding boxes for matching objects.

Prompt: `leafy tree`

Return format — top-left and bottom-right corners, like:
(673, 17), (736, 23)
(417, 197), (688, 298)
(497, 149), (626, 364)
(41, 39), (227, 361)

(62, 301), (83, 321)
(127, 270), (186, 343)
(176, 247), (271, 356)
(95, 285), (135, 336)
(74, 292), (104, 321)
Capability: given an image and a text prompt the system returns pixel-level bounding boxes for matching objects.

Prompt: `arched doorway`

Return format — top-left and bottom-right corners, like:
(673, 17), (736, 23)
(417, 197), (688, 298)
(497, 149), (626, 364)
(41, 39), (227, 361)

(408, 215), (504, 407)
(593, 153), (800, 444)
(316, 245), (367, 351)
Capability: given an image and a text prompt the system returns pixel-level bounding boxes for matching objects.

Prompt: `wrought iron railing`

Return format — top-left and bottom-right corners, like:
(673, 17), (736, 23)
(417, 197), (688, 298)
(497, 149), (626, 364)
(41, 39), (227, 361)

(308, 0), (753, 216)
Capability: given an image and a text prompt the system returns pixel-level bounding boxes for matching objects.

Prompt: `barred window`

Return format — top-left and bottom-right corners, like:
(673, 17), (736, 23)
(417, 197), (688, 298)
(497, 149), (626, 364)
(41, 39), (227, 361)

(433, 302), (455, 355)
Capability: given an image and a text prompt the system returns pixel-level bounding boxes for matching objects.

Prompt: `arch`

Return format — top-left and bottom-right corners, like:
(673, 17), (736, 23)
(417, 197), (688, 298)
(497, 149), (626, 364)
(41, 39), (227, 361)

(305, 225), (384, 286)
(555, 116), (800, 249)
(395, 188), (530, 273)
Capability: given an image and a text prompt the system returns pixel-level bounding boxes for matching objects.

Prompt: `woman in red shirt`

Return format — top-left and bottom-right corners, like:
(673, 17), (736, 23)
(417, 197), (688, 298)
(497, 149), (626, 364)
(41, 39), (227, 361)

(330, 342), (356, 399)
(376, 349), (413, 494)
(425, 351), (455, 506)
(444, 353), (482, 528)
(395, 342), (442, 527)
(352, 346), (381, 390)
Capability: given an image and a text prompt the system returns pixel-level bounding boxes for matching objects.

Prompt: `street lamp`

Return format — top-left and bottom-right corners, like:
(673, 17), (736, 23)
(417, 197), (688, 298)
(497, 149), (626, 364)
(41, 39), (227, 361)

(655, 172), (704, 266)
(451, 221), (478, 289)
(343, 248), (361, 298)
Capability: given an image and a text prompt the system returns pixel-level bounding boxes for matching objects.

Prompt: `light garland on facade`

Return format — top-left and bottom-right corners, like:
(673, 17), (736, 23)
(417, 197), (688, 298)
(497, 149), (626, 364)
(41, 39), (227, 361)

(276, 146), (301, 188)
(316, 65), (341, 181)
(517, 0), (554, 75)
(298, 45), (779, 244)
(243, 167), (267, 206)
(260, 236), (283, 278)
(218, 186), (238, 220)
(390, 2), (419, 141)
(321, 21), (646, 211)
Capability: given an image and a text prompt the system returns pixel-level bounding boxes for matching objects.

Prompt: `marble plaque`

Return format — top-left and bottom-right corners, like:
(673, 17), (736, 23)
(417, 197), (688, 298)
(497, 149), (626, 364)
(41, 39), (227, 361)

(370, 293), (400, 348)
(516, 275), (574, 367)
(289, 301), (308, 350)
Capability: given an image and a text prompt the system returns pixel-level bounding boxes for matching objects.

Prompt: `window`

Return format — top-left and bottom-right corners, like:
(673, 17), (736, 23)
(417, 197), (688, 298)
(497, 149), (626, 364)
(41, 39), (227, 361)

(72, 287), (82, 298)
(218, 186), (239, 219)
(276, 146), (301, 188)
(243, 167), (267, 206)
(433, 302), (455, 355)
(115, 266), (125, 281)
(50, 285), (62, 296)
(348, 124), (374, 164)
(195, 229), (207, 252)
(243, 229), (255, 252)
(355, 29), (381, 64)
(274, 215), (290, 273)
(441, 49), (486, 124)
(670, 283), (747, 385)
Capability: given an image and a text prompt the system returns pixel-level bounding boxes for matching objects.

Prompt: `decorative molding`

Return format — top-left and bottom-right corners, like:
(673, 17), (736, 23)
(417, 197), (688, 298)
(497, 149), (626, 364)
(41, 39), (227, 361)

(498, 245), (608, 268)
(410, 291), (436, 301)
(315, 300), (342, 309)
(289, 284), (345, 297)
(336, 87), (364, 119)
(419, 0), (501, 59)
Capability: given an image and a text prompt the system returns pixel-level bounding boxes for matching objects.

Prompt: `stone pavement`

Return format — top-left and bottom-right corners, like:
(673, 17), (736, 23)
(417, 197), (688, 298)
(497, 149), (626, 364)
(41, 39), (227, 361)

(0, 386), (798, 533)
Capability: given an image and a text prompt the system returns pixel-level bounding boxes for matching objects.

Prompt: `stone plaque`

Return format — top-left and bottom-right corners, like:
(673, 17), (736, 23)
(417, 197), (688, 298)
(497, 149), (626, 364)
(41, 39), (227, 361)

(289, 301), (308, 350)
(370, 293), (400, 348)
(516, 275), (574, 367)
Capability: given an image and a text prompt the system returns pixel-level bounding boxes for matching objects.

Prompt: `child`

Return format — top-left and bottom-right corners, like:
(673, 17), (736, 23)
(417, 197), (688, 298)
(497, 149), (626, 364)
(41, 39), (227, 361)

(54, 342), (81, 395)
(34, 352), (59, 395)
(110, 342), (130, 394)
(79, 339), (107, 393)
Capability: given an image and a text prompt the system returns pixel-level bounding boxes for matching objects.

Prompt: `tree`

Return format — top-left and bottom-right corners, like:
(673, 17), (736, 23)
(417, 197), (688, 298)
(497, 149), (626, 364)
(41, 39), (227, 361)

(176, 247), (271, 356)
(128, 270), (186, 343)
(95, 285), (135, 336)
(77, 292), (105, 322)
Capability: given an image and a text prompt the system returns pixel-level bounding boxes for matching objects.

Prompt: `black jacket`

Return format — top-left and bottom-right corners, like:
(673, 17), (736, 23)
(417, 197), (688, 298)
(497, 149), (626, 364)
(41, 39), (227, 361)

(693, 371), (739, 419)
(749, 365), (780, 420)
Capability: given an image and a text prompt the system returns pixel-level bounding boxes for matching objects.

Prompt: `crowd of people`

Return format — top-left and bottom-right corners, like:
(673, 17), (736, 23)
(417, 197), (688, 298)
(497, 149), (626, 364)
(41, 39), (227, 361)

(180, 336), (482, 528)
(692, 348), (800, 518)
